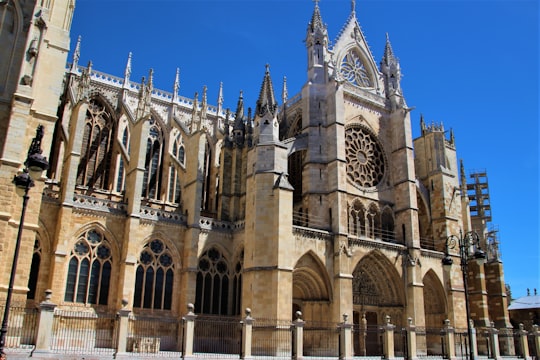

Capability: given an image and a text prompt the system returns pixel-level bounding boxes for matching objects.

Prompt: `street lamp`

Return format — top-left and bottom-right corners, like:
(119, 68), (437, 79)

(442, 230), (487, 360)
(0, 125), (48, 358)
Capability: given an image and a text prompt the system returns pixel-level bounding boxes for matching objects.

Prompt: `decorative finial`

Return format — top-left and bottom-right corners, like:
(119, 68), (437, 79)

(123, 52), (132, 85)
(174, 68), (180, 94)
(71, 35), (81, 72)
(351, 0), (356, 13)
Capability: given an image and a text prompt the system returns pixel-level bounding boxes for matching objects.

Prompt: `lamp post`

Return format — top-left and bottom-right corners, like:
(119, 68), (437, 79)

(442, 230), (487, 360)
(0, 125), (49, 358)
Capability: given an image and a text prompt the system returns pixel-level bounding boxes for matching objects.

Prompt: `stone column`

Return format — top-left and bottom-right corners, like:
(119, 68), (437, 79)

(517, 323), (531, 360)
(405, 317), (418, 360)
(33, 290), (56, 355)
(487, 322), (501, 360)
(442, 319), (456, 360)
(339, 314), (353, 360)
(115, 299), (131, 356)
(292, 311), (305, 360)
(531, 325), (540, 359)
(382, 315), (395, 360)
(241, 308), (254, 360)
(182, 303), (197, 360)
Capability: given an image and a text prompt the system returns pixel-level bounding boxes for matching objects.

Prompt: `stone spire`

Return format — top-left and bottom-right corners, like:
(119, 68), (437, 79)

(309, 0), (324, 33)
(255, 64), (278, 117)
(282, 76), (288, 104)
(380, 33), (404, 110)
(70, 35), (81, 73)
(306, 0), (328, 83)
(233, 91), (245, 146)
(201, 85), (208, 117)
(172, 67), (180, 103)
(216, 81), (224, 115)
(123, 52), (132, 88)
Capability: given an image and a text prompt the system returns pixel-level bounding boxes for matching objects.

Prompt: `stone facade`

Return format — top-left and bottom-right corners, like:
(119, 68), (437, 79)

(0, 0), (512, 356)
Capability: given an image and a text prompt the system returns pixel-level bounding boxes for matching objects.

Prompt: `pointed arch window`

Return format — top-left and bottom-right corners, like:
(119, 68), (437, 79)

(349, 201), (366, 237)
(64, 229), (112, 305)
(172, 134), (185, 166)
(367, 205), (381, 240)
(167, 165), (182, 204)
(142, 118), (164, 200)
(340, 49), (372, 88)
(76, 99), (115, 190)
(195, 248), (235, 315)
(133, 239), (175, 310)
(200, 142), (212, 211)
(231, 251), (243, 316)
(27, 238), (41, 300)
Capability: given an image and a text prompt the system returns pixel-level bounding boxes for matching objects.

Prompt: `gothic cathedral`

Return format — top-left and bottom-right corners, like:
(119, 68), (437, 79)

(0, 0), (512, 356)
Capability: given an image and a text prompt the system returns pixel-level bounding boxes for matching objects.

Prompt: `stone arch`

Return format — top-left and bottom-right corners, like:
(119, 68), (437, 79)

(293, 251), (331, 301)
(423, 270), (446, 327)
(366, 202), (381, 239)
(348, 198), (366, 237)
(352, 250), (404, 309)
(292, 251), (332, 322)
(423, 270), (447, 355)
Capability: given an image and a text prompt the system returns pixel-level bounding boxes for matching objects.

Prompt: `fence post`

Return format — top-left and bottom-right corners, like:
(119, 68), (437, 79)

(182, 303), (197, 360)
(382, 315), (395, 360)
(487, 322), (501, 360)
(241, 308), (254, 360)
(115, 299), (131, 356)
(405, 317), (417, 360)
(292, 311), (304, 360)
(33, 289), (56, 355)
(470, 320), (479, 360)
(339, 313), (353, 360)
(517, 323), (531, 360)
(532, 325), (540, 359)
(442, 319), (456, 360)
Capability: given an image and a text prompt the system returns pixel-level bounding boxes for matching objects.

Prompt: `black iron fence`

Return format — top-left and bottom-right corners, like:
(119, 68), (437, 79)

(50, 309), (117, 355)
(0, 304), (38, 351)
(1, 304), (539, 359)
(193, 315), (241, 357)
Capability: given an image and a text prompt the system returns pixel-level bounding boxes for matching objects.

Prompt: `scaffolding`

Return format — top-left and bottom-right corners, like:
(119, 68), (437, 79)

(467, 170), (492, 222)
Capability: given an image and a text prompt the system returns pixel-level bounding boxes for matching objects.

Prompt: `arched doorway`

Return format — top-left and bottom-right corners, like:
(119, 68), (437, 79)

(352, 251), (405, 356)
(423, 270), (447, 355)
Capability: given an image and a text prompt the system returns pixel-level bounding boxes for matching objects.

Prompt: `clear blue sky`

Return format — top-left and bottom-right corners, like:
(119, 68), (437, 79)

(71, 0), (539, 298)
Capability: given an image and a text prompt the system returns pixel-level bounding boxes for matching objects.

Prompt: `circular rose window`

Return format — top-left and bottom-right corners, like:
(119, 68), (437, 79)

(345, 126), (386, 188)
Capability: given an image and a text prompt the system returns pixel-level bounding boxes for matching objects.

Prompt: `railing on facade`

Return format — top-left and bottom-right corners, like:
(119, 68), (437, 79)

(0, 304), (38, 351)
(348, 225), (398, 245)
(292, 211), (331, 232)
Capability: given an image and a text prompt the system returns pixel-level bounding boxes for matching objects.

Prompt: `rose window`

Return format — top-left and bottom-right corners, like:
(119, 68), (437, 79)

(340, 49), (372, 88)
(345, 126), (386, 188)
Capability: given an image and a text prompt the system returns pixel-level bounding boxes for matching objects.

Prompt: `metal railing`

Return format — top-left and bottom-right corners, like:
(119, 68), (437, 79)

(0, 304), (38, 351)
(50, 309), (117, 355)
(0, 303), (535, 359)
